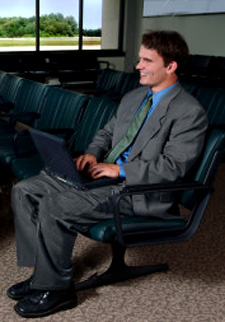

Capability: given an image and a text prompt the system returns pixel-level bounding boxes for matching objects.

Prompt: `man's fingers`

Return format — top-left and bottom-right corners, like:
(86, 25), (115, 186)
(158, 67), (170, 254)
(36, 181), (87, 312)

(76, 154), (98, 171)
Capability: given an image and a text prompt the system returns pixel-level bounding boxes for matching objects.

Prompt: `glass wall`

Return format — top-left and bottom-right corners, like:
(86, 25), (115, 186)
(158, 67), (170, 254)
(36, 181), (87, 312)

(0, 0), (36, 51)
(0, 0), (123, 52)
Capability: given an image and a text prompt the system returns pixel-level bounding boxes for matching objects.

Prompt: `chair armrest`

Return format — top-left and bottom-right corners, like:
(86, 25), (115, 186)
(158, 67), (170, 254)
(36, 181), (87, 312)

(123, 181), (209, 194)
(0, 101), (14, 112)
(111, 181), (210, 245)
(7, 112), (40, 128)
(12, 130), (36, 157)
(41, 128), (74, 141)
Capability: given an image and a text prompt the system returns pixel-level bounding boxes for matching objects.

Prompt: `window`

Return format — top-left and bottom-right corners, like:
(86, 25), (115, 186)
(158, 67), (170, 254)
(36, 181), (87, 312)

(40, 0), (79, 51)
(0, 0), (36, 52)
(83, 0), (102, 50)
(0, 0), (124, 52)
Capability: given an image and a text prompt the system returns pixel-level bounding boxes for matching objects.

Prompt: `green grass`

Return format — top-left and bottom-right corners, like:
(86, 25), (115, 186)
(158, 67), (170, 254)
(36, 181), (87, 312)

(0, 38), (101, 47)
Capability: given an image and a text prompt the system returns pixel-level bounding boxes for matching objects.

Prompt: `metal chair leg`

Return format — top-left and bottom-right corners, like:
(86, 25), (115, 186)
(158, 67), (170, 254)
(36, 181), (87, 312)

(74, 242), (168, 291)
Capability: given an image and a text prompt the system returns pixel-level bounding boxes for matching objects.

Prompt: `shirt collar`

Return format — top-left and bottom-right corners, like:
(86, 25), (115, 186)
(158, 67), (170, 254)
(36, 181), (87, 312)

(148, 82), (178, 105)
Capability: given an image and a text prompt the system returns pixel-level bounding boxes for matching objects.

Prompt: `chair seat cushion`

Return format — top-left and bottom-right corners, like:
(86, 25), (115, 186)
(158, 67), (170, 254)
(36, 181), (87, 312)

(88, 217), (186, 243)
(11, 153), (43, 181)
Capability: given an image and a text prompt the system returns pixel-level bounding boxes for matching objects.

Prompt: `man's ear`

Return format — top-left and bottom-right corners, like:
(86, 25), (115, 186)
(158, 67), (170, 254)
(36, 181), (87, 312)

(167, 61), (178, 74)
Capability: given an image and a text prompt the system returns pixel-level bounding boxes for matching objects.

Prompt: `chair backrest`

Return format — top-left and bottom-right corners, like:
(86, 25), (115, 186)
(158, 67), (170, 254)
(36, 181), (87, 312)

(70, 96), (119, 154)
(183, 54), (213, 79)
(119, 71), (142, 98)
(0, 74), (23, 103)
(12, 78), (49, 116)
(0, 71), (7, 93)
(195, 87), (225, 125)
(180, 80), (200, 95)
(181, 128), (225, 209)
(209, 56), (225, 80)
(37, 87), (90, 130)
(96, 69), (125, 96)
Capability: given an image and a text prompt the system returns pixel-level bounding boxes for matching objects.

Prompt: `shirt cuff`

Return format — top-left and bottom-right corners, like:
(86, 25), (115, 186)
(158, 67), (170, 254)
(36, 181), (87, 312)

(119, 164), (126, 178)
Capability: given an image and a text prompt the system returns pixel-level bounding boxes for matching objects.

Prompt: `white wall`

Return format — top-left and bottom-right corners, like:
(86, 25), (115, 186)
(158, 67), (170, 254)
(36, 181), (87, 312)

(102, 0), (120, 49)
(102, 1), (225, 72)
(142, 14), (225, 56)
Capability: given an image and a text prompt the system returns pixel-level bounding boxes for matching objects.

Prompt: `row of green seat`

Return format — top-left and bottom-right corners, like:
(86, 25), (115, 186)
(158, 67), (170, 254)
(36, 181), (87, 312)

(90, 68), (225, 127)
(180, 54), (225, 82)
(87, 68), (141, 102)
(0, 52), (109, 86)
(1, 70), (225, 182)
(0, 71), (119, 180)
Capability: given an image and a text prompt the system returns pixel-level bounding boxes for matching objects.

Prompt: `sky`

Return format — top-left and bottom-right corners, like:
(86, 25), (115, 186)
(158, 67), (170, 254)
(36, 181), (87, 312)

(0, 0), (102, 29)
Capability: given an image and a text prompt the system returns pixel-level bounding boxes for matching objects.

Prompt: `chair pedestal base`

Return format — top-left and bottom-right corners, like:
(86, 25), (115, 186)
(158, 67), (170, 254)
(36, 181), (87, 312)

(74, 243), (169, 291)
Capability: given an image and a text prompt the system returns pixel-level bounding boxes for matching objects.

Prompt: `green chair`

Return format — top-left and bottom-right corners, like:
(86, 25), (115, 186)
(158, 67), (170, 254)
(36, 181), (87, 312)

(119, 71), (142, 98)
(73, 127), (225, 291)
(195, 87), (225, 126)
(0, 71), (7, 93)
(0, 73), (23, 113)
(71, 96), (119, 155)
(11, 96), (119, 180)
(0, 78), (48, 135)
(0, 87), (89, 166)
(89, 69), (125, 101)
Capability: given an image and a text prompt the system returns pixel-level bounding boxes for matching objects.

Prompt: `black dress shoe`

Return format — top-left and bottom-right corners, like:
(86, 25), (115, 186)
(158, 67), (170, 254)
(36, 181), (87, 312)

(7, 276), (34, 300)
(14, 286), (77, 318)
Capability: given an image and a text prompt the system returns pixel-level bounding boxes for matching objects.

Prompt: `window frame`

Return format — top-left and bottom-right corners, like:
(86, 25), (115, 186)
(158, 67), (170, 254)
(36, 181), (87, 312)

(34, 0), (125, 55)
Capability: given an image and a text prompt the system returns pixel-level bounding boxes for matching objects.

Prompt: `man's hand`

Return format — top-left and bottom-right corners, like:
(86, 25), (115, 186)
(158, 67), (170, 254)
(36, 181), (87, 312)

(74, 154), (98, 172)
(87, 163), (120, 179)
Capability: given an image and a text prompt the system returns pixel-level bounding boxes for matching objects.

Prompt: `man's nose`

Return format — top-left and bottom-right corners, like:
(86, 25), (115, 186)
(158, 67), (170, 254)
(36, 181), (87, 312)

(136, 60), (142, 70)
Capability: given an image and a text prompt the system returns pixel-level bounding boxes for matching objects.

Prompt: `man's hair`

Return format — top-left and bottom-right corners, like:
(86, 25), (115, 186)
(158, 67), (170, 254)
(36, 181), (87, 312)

(142, 30), (189, 74)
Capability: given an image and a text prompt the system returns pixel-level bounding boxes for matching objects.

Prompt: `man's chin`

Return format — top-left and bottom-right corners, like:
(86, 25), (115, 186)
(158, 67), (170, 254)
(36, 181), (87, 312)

(140, 79), (151, 86)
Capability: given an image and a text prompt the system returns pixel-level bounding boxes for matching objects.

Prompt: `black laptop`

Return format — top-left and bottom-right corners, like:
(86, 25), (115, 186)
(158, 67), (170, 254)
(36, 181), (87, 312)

(29, 128), (122, 190)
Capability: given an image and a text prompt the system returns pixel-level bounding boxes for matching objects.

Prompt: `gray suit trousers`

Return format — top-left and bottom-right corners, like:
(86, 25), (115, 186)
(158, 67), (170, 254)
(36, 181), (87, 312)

(11, 170), (133, 290)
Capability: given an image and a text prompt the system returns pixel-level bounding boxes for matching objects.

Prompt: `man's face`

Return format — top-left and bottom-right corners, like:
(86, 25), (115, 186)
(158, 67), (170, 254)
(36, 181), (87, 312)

(136, 45), (174, 92)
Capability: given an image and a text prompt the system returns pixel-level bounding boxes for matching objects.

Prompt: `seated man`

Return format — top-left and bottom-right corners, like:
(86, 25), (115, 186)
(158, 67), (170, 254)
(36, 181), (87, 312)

(7, 30), (208, 318)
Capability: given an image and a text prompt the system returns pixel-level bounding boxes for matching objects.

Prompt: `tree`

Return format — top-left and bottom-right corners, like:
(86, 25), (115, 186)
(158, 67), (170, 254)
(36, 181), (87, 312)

(0, 13), (99, 38)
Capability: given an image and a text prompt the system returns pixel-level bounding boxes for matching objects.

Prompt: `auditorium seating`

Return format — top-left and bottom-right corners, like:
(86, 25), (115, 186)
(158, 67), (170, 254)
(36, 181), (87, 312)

(0, 52), (110, 87)
(11, 96), (119, 180)
(0, 74), (23, 113)
(0, 78), (48, 135)
(86, 68), (142, 101)
(0, 83), (89, 166)
(0, 63), (225, 182)
(180, 54), (225, 88)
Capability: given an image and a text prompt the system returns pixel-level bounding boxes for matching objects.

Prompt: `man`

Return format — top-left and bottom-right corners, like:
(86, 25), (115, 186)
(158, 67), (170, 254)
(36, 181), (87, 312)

(7, 31), (208, 318)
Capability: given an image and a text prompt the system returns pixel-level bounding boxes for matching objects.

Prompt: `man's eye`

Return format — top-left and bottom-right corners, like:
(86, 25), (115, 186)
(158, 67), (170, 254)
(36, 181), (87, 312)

(144, 58), (152, 63)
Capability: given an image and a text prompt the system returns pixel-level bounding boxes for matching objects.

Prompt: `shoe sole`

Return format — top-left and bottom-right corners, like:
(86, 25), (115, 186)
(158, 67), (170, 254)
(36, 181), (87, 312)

(14, 299), (77, 318)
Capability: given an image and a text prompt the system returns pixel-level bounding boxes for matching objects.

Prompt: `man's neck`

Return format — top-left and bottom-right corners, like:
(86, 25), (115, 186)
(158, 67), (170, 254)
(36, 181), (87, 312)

(151, 75), (178, 93)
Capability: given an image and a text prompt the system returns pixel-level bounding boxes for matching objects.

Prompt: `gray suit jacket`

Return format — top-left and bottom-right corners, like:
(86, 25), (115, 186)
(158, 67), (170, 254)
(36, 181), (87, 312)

(86, 83), (208, 219)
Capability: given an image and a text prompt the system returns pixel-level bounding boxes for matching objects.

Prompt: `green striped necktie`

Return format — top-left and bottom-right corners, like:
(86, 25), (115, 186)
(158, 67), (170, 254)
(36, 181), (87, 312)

(105, 94), (153, 164)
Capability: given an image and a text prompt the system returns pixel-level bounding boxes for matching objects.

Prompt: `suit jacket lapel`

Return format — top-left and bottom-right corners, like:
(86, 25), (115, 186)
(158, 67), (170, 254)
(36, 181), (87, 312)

(112, 86), (150, 145)
(128, 83), (182, 161)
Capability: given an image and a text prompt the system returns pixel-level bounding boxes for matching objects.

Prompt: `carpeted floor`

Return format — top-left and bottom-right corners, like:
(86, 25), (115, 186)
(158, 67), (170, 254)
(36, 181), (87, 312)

(1, 164), (225, 322)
